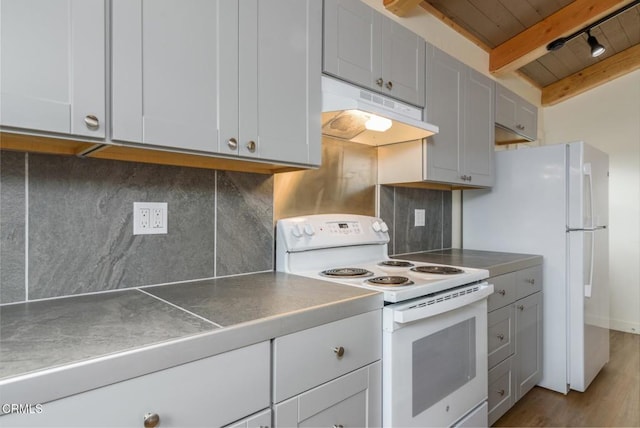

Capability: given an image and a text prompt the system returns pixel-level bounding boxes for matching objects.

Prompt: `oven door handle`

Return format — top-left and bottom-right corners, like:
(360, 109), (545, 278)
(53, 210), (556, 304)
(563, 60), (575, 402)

(391, 282), (494, 324)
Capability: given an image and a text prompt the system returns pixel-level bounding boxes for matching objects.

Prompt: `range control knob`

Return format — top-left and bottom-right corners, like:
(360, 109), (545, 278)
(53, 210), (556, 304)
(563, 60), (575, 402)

(380, 221), (389, 233)
(292, 224), (303, 238)
(372, 221), (382, 232)
(303, 224), (315, 236)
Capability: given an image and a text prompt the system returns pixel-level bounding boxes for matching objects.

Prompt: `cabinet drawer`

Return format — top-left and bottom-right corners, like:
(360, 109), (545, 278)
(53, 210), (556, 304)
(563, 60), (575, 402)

(516, 265), (542, 299)
(488, 357), (515, 426)
(487, 272), (517, 311)
(1, 342), (270, 428)
(488, 304), (516, 368)
(273, 310), (381, 403)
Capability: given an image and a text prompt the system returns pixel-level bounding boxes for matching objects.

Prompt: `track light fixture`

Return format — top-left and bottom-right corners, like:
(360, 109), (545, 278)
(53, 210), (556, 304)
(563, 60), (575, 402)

(546, 0), (639, 56)
(586, 30), (606, 57)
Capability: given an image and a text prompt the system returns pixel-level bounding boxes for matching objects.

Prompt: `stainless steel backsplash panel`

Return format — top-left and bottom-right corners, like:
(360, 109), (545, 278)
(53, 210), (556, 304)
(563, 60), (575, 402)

(274, 137), (377, 220)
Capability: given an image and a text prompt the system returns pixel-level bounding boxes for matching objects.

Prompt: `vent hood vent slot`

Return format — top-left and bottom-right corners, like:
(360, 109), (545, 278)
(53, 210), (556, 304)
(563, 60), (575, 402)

(321, 76), (438, 146)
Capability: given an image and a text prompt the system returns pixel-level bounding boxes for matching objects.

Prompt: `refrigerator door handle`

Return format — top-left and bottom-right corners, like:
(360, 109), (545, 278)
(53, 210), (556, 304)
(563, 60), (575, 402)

(567, 226), (607, 232)
(585, 230), (595, 298)
(583, 162), (594, 229)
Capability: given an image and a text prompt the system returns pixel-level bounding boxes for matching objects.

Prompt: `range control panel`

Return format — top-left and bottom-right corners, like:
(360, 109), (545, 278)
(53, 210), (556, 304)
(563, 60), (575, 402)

(277, 214), (389, 252)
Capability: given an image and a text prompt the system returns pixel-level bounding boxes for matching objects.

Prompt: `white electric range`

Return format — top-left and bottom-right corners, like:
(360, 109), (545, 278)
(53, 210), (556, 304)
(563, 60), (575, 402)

(276, 214), (493, 427)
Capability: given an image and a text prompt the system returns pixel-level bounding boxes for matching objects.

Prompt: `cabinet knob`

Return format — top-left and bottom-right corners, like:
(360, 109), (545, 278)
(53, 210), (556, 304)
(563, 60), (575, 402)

(497, 289), (506, 296)
(376, 78), (384, 87)
(227, 138), (238, 150)
(525, 278), (536, 285)
(385, 80), (393, 90)
(498, 389), (506, 397)
(334, 346), (345, 358)
(518, 305), (525, 311)
(84, 115), (100, 130)
(467, 175), (472, 182)
(246, 140), (257, 153)
(333, 425), (344, 428)
(143, 413), (160, 428)
(497, 333), (505, 341)
(516, 124), (525, 130)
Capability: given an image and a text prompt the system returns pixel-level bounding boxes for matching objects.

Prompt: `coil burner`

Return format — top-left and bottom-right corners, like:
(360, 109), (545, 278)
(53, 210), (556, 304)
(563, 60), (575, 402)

(378, 260), (415, 268)
(320, 268), (373, 278)
(411, 266), (465, 275)
(367, 276), (414, 287)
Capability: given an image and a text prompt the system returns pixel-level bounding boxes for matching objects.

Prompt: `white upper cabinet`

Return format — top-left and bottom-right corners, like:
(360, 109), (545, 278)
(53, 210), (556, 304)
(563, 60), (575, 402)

(323, 0), (425, 107)
(111, 0), (227, 153)
(495, 84), (538, 142)
(0, 0), (106, 138)
(425, 45), (494, 187)
(112, 0), (321, 166)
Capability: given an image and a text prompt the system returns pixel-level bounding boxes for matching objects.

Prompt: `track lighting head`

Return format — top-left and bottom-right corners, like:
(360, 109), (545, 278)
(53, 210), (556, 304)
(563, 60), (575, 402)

(586, 30), (606, 57)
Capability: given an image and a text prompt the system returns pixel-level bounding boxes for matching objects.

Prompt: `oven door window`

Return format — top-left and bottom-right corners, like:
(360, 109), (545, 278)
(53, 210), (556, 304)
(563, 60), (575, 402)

(412, 318), (476, 416)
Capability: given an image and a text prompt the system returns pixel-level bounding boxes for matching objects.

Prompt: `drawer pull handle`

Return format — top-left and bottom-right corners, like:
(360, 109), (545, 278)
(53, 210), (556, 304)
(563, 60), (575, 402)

(497, 289), (506, 296)
(333, 425), (344, 428)
(525, 278), (535, 285)
(143, 413), (160, 428)
(498, 389), (505, 396)
(334, 346), (345, 358)
(497, 333), (505, 341)
(518, 305), (525, 311)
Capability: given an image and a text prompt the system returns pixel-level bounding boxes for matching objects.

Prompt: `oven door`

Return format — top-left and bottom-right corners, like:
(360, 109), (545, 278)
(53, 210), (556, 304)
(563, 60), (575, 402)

(382, 298), (488, 428)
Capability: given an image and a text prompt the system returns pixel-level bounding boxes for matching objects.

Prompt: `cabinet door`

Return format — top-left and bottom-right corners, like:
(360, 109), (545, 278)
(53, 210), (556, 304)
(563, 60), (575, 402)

(1, 0), (105, 138)
(112, 0), (232, 153)
(462, 68), (494, 187)
(515, 292), (543, 400)
(425, 45), (463, 184)
(323, 0), (381, 92)
(274, 361), (381, 428)
(381, 18), (426, 107)
(0, 342), (271, 428)
(240, 0), (321, 165)
(495, 84), (538, 141)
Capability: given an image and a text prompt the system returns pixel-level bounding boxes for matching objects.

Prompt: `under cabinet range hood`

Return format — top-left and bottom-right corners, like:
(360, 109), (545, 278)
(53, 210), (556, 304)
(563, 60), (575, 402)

(321, 76), (438, 146)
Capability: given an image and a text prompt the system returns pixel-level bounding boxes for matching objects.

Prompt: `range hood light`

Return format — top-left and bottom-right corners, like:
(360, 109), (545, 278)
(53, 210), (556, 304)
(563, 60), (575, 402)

(365, 114), (393, 132)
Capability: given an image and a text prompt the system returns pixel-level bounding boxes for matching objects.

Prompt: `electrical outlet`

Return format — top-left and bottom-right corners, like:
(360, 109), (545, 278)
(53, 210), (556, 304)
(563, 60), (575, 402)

(134, 202), (168, 235)
(414, 209), (426, 227)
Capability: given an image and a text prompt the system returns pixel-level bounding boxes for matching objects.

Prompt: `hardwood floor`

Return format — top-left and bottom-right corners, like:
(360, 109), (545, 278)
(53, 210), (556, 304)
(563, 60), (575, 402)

(494, 330), (640, 427)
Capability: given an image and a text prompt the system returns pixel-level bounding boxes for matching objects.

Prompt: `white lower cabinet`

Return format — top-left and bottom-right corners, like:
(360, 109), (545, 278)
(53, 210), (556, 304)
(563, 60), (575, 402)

(487, 265), (543, 425)
(1, 341), (271, 428)
(225, 408), (272, 428)
(273, 310), (382, 428)
(274, 361), (381, 428)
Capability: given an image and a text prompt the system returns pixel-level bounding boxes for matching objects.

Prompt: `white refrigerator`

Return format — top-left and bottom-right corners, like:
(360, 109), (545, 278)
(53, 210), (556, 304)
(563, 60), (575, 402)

(463, 141), (609, 394)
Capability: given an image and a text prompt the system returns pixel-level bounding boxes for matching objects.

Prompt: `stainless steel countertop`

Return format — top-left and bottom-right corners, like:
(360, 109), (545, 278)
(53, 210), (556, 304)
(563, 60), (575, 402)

(394, 248), (543, 277)
(0, 272), (382, 407)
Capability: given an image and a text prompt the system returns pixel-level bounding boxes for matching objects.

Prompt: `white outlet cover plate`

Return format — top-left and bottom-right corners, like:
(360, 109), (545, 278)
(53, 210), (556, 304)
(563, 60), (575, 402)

(415, 209), (426, 227)
(133, 202), (168, 235)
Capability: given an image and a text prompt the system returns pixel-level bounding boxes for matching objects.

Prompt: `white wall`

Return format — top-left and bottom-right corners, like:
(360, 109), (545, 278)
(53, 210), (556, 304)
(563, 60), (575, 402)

(543, 70), (640, 333)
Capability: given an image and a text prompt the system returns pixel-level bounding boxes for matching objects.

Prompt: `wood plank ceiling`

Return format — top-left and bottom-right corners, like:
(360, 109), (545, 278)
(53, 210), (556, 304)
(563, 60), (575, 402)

(385, 0), (640, 105)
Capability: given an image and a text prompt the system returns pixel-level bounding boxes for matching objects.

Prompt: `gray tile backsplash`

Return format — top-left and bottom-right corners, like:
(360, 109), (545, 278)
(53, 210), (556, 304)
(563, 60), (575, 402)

(379, 186), (452, 255)
(0, 151), (273, 303)
(0, 151), (26, 304)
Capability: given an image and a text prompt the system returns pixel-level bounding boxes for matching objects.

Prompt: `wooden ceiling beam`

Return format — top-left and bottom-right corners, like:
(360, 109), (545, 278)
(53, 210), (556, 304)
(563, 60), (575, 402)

(490, 0), (636, 75)
(384, 0), (423, 17)
(542, 43), (640, 106)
